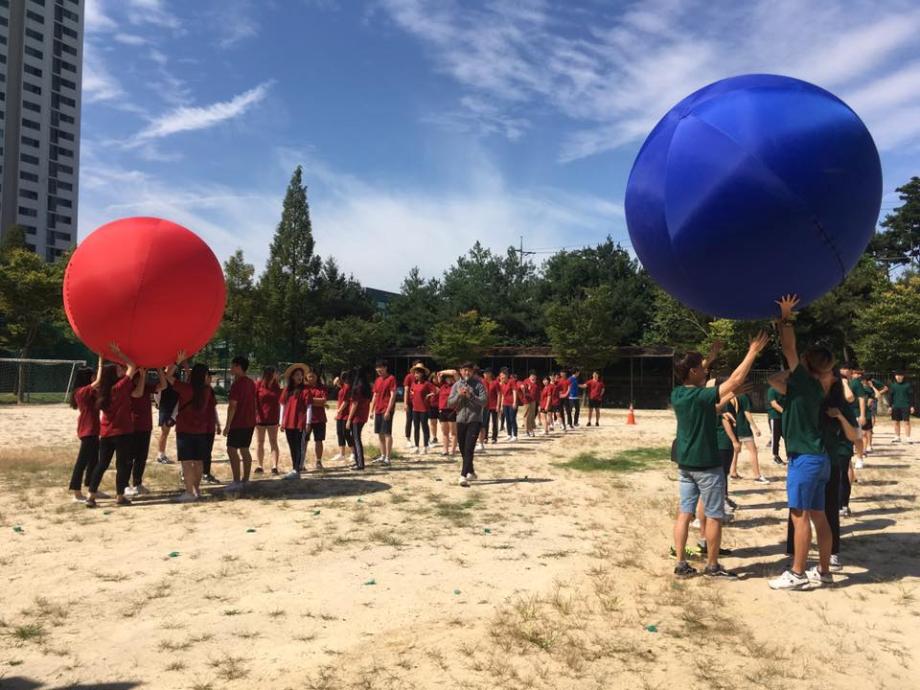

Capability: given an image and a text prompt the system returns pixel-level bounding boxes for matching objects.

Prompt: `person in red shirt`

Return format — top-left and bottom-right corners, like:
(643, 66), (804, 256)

(255, 366), (281, 475)
(305, 371), (328, 470)
(520, 371), (540, 437)
(86, 344), (139, 508)
(554, 373), (570, 432)
(436, 371), (458, 456)
(332, 370), (353, 465)
(478, 369), (500, 447)
(370, 360), (397, 465)
(585, 371), (606, 427)
(165, 353), (215, 502)
(499, 369), (519, 441)
(68, 365), (99, 503)
(539, 376), (555, 435)
(224, 356), (258, 489)
(280, 364), (312, 480)
(347, 366), (372, 470)
(124, 367), (166, 498)
(428, 372), (441, 448)
(402, 361), (422, 449)
(408, 365), (436, 453)
(204, 369), (221, 484)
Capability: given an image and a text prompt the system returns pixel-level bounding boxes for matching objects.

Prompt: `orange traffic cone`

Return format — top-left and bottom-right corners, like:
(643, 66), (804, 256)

(626, 403), (636, 425)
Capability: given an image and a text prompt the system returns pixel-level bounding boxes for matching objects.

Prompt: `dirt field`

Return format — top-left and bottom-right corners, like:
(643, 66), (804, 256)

(0, 404), (918, 690)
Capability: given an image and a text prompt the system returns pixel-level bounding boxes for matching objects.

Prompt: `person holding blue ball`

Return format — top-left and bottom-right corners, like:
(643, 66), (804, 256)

(768, 295), (836, 590)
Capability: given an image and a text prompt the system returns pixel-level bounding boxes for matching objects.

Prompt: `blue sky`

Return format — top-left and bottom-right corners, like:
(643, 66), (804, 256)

(80, 0), (920, 291)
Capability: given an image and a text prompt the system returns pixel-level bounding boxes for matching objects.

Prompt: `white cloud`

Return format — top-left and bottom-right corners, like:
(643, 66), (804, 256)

(125, 0), (181, 30)
(82, 42), (124, 103)
(380, 0), (920, 159)
(114, 33), (149, 46)
(131, 82), (273, 142)
(215, 0), (260, 48)
(84, 0), (117, 33)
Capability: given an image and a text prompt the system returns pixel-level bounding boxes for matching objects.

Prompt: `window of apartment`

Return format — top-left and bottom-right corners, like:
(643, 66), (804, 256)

(23, 226), (37, 235)
(55, 6), (79, 23)
(52, 93), (76, 108)
(53, 128), (74, 141)
(23, 101), (41, 113)
(51, 161), (73, 175)
(24, 64), (43, 78)
(49, 179), (71, 192)
(22, 118), (41, 130)
(55, 40), (77, 57)
(54, 58), (77, 73)
(19, 206), (38, 217)
(26, 9), (44, 23)
(51, 111), (74, 126)
(53, 75), (76, 90)
(54, 145), (73, 158)
(20, 153), (40, 165)
(54, 23), (78, 40)
(0, 16), (8, 28)
(20, 188), (39, 200)
(20, 135), (40, 148)
(25, 28), (43, 41)
(25, 46), (43, 59)
(20, 170), (39, 182)
(23, 82), (42, 95)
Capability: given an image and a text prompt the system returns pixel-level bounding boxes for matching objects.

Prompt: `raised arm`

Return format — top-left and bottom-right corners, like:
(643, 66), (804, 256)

(131, 369), (147, 398)
(775, 294), (800, 371)
(92, 353), (104, 389)
(702, 339), (724, 372)
(164, 350), (187, 385)
(109, 342), (137, 380)
(718, 331), (770, 400)
(768, 370), (790, 396)
(154, 367), (167, 393)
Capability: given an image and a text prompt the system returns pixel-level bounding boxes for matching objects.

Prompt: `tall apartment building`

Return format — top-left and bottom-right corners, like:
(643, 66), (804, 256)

(0, 0), (84, 261)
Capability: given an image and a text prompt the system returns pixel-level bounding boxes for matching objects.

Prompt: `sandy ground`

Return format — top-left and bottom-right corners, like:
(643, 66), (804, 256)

(0, 404), (918, 690)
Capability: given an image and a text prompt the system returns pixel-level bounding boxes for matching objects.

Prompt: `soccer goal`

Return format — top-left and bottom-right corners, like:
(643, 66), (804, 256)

(0, 358), (88, 404)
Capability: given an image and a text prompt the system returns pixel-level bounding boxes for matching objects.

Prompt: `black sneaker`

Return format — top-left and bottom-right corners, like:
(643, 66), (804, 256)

(674, 562), (697, 578)
(697, 541), (733, 557)
(725, 497), (738, 510)
(203, 474), (220, 485)
(350, 464), (364, 471)
(271, 467), (279, 475)
(254, 466), (264, 474)
(703, 564), (738, 579)
(773, 455), (785, 465)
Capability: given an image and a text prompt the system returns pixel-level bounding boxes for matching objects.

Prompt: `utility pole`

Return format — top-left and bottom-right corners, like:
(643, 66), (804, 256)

(512, 235), (536, 268)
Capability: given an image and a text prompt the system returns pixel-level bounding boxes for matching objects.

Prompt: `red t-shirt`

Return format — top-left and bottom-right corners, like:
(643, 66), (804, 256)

(486, 379), (500, 410)
(100, 376), (135, 438)
(74, 384), (100, 438)
(308, 385), (328, 424)
(556, 380), (568, 400)
(172, 381), (214, 435)
(206, 390), (218, 434)
(586, 379), (605, 401)
(402, 373), (414, 404)
(281, 386), (311, 430)
(540, 385), (555, 410)
(373, 375), (397, 414)
(229, 376), (257, 429)
(410, 380), (435, 413)
(438, 382), (453, 410)
(525, 379), (541, 404)
(336, 383), (351, 421)
(351, 387), (371, 424)
(130, 382), (158, 433)
(255, 380), (281, 425)
(500, 381), (517, 407)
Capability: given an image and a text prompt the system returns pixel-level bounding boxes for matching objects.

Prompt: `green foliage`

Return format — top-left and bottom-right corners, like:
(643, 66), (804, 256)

(554, 447), (670, 472)
(871, 177), (920, 267)
(314, 258), (374, 322)
(215, 250), (256, 359)
(0, 248), (64, 357)
(306, 316), (392, 375)
(428, 310), (498, 365)
(853, 276), (920, 372)
(545, 285), (631, 370)
(0, 225), (28, 254)
(641, 285), (711, 350)
(385, 267), (443, 348)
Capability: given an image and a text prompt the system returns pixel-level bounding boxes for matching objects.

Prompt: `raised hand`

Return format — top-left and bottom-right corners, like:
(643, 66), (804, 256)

(176, 349), (187, 364)
(775, 294), (800, 320)
(749, 330), (770, 353)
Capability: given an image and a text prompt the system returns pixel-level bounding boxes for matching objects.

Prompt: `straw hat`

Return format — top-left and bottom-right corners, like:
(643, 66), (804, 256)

(283, 362), (311, 383)
(411, 362), (430, 375)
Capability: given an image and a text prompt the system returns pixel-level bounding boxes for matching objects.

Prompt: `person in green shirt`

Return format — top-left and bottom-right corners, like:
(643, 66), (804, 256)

(860, 373), (886, 454)
(767, 386), (786, 465)
(728, 392), (767, 483)
(767, 295), (836, 590)
(671, 332), (769, 579)
(839, 363), (867, 469)
(889, 373), (914, 442)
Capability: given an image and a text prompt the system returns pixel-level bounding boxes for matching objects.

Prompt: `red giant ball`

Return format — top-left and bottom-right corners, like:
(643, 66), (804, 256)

(63, 217), (226, 368)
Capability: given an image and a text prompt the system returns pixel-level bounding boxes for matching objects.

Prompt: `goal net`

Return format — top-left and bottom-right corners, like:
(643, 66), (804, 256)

(0, 358), (87, 404)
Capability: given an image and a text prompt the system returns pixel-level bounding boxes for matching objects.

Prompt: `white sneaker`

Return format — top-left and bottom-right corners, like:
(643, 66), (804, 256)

(156, 454), (171, 464)
(466, 472), (478, 481)
(829, 555), (842, 572)
(893, 438), (901, 444)
(423, 446), (430, 455)
(124, 486), (137, 497)
(72, 495), (86, 504)
(511, 435), (518, 441)
(458, 476), (470, 487)
(404, 440), (414, 449)
(175, 492), (198, 503)
(805, 566), (833, 587)
(134, 484), (150, 496)
(330, 453), (343, 462)
(768, 570), (808, 590)
(755, 475), (770, 484)
(477, 442), (485, 452)
(855, 459), (864, 470)
(382, 457), (391, 466)
(370, 455), (385, 464)
(691, 518), (701, 529)
(282, 470), (300, 480)
(839, 506), (851, 517)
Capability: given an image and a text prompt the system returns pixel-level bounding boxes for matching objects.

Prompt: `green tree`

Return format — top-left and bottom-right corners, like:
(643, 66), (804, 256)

(545, 285), (636, 370)
(215, 249), (256, 361)
(853, 275), (920, 372)
(314, 257), (374, 321)
(385, 267), (443, 347)
(0, 225), (28, 254)
(256, 166), (322, 362)
(871, 177), (920, 268)
(306, 316), (392, 375)
(428, 310), (498, 365)
(641, 285), (712, 350)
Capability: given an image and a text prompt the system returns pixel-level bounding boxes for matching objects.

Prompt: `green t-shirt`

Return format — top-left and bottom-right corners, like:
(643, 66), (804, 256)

(767, 387), (785, 420)
(890, 381), (912, 409)
(715, 407), (734, 451)
(848, 378), (867, 417)
(864, 380), (879, 419)
(821, 383), (856, 467)
(671, 385), (720, 470)
(734, 394), (753, 438)
(782, 364), (826, 456)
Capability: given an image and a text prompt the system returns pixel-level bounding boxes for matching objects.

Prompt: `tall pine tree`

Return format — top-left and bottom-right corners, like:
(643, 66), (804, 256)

(257, 166), (322, 363)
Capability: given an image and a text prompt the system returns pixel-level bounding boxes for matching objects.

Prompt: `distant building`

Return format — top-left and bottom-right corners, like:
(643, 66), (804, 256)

(0, 0), (84, 261)
(365, 286), (399, 313)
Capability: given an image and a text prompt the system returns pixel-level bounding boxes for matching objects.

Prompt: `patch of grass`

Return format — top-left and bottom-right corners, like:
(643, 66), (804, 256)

(431, 492), (483, 526)
(369, 529), (403, 547)
(222, 609), (243, 617)
(209, 654), (249, 682)
(164, 660), (186, 672)
(10, 623), (46, 643)
(554, 447), (669, 473)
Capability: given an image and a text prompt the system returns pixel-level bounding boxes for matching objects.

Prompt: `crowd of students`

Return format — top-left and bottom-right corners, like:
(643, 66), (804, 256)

(67, 351), (607, 503)
(671, 294), (914, 589)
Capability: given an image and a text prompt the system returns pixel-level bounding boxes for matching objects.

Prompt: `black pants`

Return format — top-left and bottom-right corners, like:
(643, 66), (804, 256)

(412, 410), (430, 448)
(128, 430), (152, 487)
(336, 418), (354, 447)
(352, 422), (366, 468)
(769, 417), (783, 458)
(786, 462), (842, 555)
(70, 436), (99, 491)
(457, 421), (481, 477)
(404, 407), (412, 440)
(572, 398), (581, 426)
(719, 448), (733, 497)
(285, 428), (305, 471)
(839, 456), (852, 509)
(90, 434), (132, 495)
(486, 409), (499, 441)
(204, 433), (215, 475)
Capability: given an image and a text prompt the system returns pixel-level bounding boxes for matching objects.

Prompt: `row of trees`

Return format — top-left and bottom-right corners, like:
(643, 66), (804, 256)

(1, 171), (918, 380)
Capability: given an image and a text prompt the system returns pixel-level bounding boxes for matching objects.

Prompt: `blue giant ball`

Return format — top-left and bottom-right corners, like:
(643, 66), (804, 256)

(625, 74), (882, 319)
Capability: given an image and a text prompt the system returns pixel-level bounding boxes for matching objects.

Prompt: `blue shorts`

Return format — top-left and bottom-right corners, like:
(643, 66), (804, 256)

(787, 453), (830, 511)
(678, 466), (725, 519)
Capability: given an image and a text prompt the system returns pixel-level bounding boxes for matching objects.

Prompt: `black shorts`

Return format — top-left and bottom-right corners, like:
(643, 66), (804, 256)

(305, 423), (326, 442)
(439, 409), (457, 422)
(588, 400), (601, 409)
(177, 433), (210, 461)
(335, 418), (354, 447)
(374, 415), (393, 435)
(427, 409), (440, 421)
(861, 418), (874, 431)
(892, 407), (911, 422)
(205, 433), (215, 462)
(719, 447), (733, 476)
(227, 427), (254, 449)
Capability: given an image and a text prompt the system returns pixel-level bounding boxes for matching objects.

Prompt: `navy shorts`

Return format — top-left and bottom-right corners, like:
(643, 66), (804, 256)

(177, 433), (210, 461)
